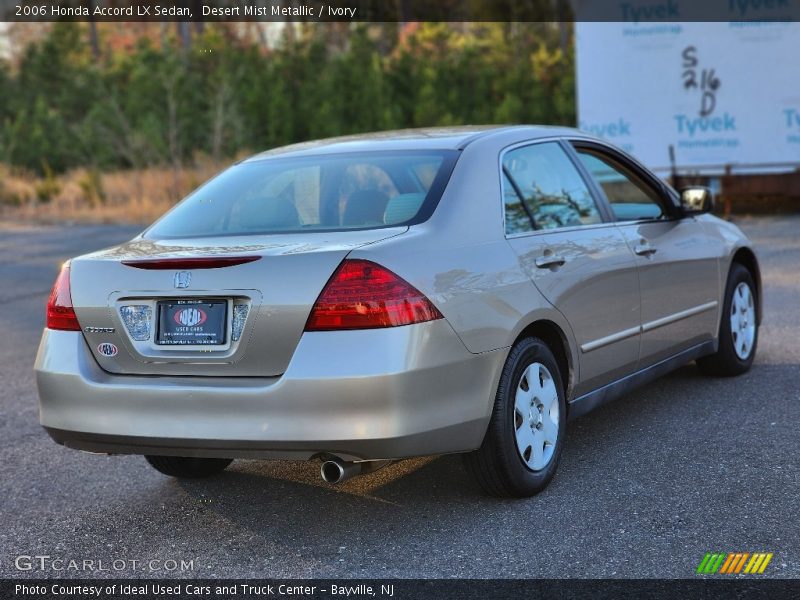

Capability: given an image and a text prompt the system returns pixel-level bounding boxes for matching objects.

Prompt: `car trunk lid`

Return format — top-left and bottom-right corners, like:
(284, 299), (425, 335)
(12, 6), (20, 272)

(70, 228), (406, 377)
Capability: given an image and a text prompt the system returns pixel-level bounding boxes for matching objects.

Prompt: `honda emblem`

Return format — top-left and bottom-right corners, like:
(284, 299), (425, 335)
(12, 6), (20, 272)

(174, 271), (191, 289)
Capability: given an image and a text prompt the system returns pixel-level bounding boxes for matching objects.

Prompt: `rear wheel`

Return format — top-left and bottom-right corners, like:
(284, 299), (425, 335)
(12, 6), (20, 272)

(145, 456), (233, 478)
(464, 337), (566, 497)
(697, 263), (758, 377)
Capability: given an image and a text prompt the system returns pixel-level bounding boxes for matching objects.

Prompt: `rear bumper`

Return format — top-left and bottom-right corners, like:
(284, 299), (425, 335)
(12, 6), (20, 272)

(35, 322), (505, 461)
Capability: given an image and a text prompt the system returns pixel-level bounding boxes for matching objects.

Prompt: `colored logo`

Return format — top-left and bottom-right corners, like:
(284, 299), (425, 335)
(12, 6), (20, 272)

(674, 113), (737, 137)
(784, 108), (800, 130)
(174, 271), (191, 289)
(730, 0), (792, 18)
(174, 307), (207, 327)
(696, 552), (773, 575)
(97, 342), (118, 357)
(619, 0), (679, 23)
(580, 118), (632, 138)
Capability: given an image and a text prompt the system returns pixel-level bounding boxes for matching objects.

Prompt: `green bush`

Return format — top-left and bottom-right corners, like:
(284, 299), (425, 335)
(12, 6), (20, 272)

(34, 162), (60, 203)
(78, 168), (106, 206)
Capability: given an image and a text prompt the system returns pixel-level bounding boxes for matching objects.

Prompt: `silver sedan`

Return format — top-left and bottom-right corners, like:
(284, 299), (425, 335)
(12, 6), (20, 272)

(35, 126), (760, 497)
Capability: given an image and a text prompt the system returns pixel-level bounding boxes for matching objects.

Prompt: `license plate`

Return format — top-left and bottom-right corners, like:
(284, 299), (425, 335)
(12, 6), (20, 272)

(156, 299), (227, 346)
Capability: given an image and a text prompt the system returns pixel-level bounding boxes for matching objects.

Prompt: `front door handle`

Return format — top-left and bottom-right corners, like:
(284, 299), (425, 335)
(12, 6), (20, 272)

(634, 241), (657, 256)
(535, 254), (566, 268)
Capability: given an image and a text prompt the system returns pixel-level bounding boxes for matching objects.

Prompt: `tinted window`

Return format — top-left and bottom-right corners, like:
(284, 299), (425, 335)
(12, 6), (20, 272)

(576, 150), (665, 221)
(145, 152), (456, 238)
(502, 142), (602, 234)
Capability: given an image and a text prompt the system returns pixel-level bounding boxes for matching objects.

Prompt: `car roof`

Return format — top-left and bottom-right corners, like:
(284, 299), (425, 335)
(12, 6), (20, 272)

(244, 125), (586, 161)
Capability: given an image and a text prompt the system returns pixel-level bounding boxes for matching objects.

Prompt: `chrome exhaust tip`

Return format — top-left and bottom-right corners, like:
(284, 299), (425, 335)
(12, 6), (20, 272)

(320, 459), (356, 484)
(320, 458), (392, 484)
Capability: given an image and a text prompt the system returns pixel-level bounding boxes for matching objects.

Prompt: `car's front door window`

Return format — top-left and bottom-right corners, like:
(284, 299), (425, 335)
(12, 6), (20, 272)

(574, 149), (665, 222)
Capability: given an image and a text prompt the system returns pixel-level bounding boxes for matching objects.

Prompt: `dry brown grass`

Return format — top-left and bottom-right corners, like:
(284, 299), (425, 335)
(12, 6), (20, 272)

(0, 157), (235, 225)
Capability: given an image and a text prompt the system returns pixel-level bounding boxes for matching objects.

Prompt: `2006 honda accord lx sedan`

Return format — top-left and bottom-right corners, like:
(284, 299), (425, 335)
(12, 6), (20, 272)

(35, 126), (761, 497)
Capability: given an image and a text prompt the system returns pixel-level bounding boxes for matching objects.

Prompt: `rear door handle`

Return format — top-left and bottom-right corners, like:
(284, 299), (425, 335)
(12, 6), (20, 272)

(535, 254), (566, 268)
(634, 241), (657, 256)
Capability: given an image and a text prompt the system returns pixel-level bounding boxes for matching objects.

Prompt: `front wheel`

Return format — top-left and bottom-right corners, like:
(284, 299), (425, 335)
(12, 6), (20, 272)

(697, 263), (758, 377)
(464, 337), (566, 497)
(145, 456), (233, 478)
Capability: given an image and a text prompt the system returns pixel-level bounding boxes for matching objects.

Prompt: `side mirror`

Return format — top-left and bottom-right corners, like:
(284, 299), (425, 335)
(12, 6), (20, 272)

(680, 187), (714, 215)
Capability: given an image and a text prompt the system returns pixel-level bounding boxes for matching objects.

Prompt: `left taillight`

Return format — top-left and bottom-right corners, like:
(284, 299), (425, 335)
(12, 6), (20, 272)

(305, 259), (443, 331)
(46, 263), (81, 331)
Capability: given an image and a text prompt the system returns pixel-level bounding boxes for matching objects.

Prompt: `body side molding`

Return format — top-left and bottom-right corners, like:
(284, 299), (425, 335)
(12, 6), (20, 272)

(642, 301), (718, 333)
(580, 301), (718, 353)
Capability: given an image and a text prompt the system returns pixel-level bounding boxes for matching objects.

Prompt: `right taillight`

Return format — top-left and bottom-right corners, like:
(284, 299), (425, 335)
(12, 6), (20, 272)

(305, 259), (443, 331)
(46, 263), (81, 331)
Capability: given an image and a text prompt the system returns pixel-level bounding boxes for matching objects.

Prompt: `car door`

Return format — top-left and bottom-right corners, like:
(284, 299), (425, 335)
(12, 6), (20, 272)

(502, 140), (642, 397)
(570, 142), (720, 368)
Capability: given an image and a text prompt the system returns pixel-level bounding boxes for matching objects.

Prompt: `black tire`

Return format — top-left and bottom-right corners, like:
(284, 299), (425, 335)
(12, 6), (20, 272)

(464, 337), (567, 498)
(145, 456), (233, 478)
(697, 263), (758, 377)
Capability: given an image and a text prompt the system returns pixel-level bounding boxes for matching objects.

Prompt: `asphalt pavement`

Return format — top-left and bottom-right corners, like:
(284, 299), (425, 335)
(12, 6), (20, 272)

(0, 217), (798, 579)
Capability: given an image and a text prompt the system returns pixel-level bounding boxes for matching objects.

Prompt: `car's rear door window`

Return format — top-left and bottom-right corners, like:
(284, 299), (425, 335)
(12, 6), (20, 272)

(502, 142), (602, 234)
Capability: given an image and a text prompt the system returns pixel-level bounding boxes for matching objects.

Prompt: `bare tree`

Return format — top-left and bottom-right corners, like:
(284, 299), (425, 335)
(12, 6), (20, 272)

(86, 2), (101, 60)
(161, 68), (183, 197)
(192, 0), (205, 37)
(248, 23), (269, 50)
(160, 22), (170, 51)
(176, 21), (192, 53)
(210, 78), (235, 160)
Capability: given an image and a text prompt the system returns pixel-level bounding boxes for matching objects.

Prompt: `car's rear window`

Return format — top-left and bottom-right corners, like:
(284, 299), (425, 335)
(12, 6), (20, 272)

(145, 151), (458, 239)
